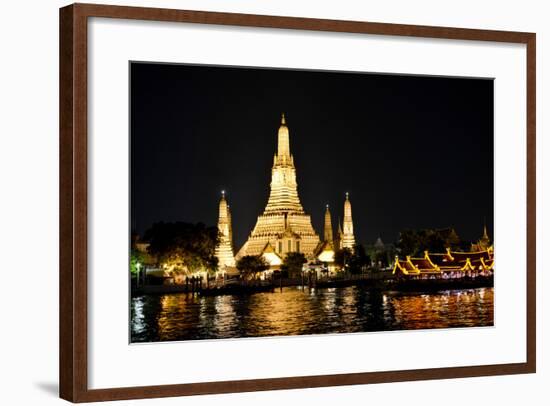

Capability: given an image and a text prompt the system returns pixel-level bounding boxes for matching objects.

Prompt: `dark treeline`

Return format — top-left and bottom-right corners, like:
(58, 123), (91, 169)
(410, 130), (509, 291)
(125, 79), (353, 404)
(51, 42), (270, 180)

(396, 228), (469, 257)
(131, 222), (478, 276)
(334, 245), (370, 274)
(141, 221), (220, 273)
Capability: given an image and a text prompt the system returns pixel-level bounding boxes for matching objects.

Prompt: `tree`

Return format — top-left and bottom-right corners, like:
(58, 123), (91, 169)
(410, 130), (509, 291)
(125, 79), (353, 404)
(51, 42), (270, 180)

(440, 228), (461, 249)
(397, 228), (462, 257)
(397, 229), (422, 257)
(281, 252), (307, 279)
(348, 244), (370, 274)
(144, 222), (220, 274)
(130, 249), (145, 276)
(374, 250), (389, 268)
(334, 247), (353, 271)
(236, 255), (269, 280)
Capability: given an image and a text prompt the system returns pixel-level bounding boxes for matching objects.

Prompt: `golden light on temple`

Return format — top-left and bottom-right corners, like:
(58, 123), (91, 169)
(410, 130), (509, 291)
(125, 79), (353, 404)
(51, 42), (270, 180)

(261, 243), (283, 266)
(317, 247), (335, 263)
(213, 114), (357, 269)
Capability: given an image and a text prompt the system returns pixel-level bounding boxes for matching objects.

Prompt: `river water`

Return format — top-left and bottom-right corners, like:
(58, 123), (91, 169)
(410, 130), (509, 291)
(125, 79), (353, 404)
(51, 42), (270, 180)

(131, 286), (493, 342)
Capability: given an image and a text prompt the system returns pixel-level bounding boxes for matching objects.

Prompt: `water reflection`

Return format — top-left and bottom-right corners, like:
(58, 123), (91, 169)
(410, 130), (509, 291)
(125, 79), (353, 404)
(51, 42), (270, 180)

(131, 287), (494, 342)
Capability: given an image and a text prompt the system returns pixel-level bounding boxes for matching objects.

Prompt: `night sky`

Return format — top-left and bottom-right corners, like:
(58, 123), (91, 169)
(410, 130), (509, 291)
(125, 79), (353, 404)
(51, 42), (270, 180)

(131, 62), (494, 249)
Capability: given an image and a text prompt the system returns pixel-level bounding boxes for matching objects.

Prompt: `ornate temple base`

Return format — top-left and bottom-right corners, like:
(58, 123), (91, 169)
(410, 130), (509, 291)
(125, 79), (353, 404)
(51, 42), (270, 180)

(236, 212), (319, 260)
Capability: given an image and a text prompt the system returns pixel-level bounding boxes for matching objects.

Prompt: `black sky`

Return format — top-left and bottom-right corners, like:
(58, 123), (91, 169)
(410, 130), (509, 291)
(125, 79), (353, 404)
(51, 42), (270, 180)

(131, 62), (494, 249)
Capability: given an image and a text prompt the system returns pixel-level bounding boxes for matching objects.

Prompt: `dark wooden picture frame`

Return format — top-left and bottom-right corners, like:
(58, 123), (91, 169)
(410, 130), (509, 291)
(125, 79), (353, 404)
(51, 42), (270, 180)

(60, 3), (536, 402)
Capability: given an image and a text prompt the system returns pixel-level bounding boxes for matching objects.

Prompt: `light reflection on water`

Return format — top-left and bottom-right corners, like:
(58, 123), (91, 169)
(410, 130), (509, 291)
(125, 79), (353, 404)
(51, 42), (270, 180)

(131, 287), (493, 342)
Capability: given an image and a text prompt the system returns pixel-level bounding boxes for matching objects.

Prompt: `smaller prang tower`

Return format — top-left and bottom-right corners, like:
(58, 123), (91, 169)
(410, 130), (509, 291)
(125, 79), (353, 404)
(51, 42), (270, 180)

(214, 191), (236, 269)
(341, 192), (356, 250)
(324, 204), (334, 244)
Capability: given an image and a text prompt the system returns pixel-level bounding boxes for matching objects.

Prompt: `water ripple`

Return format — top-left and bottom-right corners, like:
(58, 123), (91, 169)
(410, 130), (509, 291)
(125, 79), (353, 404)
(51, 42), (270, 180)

(131, 287), (493, 342)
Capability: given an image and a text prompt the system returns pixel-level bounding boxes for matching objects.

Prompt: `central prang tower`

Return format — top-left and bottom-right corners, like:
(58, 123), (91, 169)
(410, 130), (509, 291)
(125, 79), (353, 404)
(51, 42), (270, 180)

(236, 114), (320, 260)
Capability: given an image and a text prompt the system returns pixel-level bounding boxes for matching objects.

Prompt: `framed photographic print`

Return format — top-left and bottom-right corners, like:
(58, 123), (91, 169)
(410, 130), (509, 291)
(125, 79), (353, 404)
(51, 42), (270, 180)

(59, 3), (536, 402)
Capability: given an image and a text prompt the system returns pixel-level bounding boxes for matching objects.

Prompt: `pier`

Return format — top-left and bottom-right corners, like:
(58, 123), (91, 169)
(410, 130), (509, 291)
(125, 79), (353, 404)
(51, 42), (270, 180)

(132, 273), (493, 297)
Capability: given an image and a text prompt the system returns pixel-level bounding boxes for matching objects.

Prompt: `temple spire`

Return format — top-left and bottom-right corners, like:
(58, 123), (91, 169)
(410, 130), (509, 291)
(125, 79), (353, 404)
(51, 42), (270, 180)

(324, 204), (334, 243)
(479, 222), (490, 248)
(342, 192), (355, 249)
(264, 114), (302, 213)
(218, 190), (227, 218)
(276, 113), (291, 162)
(215, 190), (235, 269)
(332, 217), (343, 250)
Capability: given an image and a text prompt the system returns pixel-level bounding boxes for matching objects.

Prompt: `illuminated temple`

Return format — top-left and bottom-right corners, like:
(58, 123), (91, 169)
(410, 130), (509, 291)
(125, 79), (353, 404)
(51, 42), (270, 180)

(211, 114), (494, 279)
(235, 114), (323, 261)
(214, 114), (359, 270)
